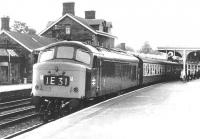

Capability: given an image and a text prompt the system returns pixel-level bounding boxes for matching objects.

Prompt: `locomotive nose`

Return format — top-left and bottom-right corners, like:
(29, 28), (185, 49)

(32, 62), (86, 99)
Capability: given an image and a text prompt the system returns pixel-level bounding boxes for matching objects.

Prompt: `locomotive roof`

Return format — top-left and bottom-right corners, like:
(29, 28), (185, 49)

(36, 41), (139, 62)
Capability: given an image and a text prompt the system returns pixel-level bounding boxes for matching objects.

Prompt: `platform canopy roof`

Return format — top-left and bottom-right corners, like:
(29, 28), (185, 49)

(0, 30), (57, 52)
(157, 45), (200, 50)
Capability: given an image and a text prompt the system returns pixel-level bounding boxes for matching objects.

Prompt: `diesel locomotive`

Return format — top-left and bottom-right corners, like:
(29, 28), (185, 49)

(31, 41), (182, 121)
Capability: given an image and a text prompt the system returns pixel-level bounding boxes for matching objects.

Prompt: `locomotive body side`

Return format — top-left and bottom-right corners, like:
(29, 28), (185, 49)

(100, 59), (139, 95)
(88, 48), (140, 97)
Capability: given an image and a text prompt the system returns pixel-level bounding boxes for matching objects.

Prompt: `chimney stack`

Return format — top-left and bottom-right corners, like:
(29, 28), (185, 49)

(1, 16), (10, 31)
(120, 43), (126, 50)
(62, 2), (75, 16)
(85, 11), (96, 19)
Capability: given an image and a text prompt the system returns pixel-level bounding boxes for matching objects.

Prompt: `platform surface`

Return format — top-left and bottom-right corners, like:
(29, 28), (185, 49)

(0, 84), (32, 93)
(14, 80), (200, 139)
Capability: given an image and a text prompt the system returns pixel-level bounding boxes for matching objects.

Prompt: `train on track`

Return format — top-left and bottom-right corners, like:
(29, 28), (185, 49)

(31, 41), (182, 121)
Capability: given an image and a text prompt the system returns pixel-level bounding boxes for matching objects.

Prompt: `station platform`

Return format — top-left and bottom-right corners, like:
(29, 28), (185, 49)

(14, 80), (200, 139)
(0, 84), (32, 93)
(0, 84), (32, 102)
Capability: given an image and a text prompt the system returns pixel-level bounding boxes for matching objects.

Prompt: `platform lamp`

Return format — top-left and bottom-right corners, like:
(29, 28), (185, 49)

(7, 50), (11, 84)
(8, 51), (12, 84)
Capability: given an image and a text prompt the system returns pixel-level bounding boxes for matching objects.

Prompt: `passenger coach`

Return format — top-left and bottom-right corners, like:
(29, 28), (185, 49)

(137, 56), (182, 85)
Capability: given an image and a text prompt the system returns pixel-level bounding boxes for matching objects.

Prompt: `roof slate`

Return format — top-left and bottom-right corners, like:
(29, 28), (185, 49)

(39, 13), (116, 38)
(2, 30), (57, 52)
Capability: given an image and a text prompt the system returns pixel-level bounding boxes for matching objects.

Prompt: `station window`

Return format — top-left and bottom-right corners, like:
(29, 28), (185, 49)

(143, 65), (146, 76)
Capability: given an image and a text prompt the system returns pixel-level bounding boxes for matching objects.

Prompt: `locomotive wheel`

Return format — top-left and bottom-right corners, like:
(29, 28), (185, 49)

(42, 111), (49, 123)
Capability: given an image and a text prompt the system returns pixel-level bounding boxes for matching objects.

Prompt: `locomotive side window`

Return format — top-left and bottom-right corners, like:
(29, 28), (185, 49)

(76, 49), (91, 65)
(102, 60), (115, 77)
(131, 65), (136, 80)
(39, 48), (55, 62)
(115, 63), (121, 77)
(57, 46), (74, 59)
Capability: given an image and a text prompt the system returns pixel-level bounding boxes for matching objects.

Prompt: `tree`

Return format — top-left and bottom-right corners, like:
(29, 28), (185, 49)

(12, 21), (36, 35)
(125, 46), (135, 52)
(115, 43), (134, 52)
(139, 41), (153, 54)
(28, 28), (36, 35)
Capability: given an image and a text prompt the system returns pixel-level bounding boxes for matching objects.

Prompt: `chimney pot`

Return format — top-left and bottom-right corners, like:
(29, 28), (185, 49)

(1, 16), (10, 31)
(85, 11), (96, 19)
(62, 2), (75, 16)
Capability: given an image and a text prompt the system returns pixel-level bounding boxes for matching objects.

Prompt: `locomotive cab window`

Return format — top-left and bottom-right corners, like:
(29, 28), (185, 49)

(57, 46), (74, 59)
(38, 45), (91, 65)
(39, 47), (55, 62)
(76, 49), (91, 65)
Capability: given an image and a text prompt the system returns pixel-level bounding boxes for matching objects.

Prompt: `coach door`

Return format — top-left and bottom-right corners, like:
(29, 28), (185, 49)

(93, 56), (102, 96)
(138, 59), (143, 86)
(96, 58), (102, 96)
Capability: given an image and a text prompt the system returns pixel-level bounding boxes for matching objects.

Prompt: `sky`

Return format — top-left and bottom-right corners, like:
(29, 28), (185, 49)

(1, 0), (200, 50)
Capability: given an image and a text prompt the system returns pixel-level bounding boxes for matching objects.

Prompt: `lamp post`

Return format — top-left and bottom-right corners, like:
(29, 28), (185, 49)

(8, 51), (11, 84)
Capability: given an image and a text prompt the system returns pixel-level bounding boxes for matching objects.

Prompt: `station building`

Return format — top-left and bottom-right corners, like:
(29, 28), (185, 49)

(39, 2), (116, 49)
(0, 2), (116, 84)
(0, 17), (56, 84)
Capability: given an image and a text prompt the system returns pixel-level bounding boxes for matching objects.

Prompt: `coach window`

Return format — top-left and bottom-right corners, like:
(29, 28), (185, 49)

(143, 64), (146, 76)
(146, 64), (148, 76)
(76, 49), (91, 65)
(158, 65), (160, 75)
(153, 64), (155, 75)
(150, 64), (152, 75)
(147, 64), (149, 76)
(155, 65), (157, 75)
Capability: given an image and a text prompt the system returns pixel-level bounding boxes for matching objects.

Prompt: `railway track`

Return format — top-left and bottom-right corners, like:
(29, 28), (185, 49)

(0, 98), (41, 138)
(0, 98), (38, 128)
(0, 88), (137, 138)
(0, 106), (35, 120)
(0, 98), (32, 112)
(0, 113), (38, 128)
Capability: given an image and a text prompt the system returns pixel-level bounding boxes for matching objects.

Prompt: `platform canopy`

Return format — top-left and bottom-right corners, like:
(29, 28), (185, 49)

(157, 45), (200, 77)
